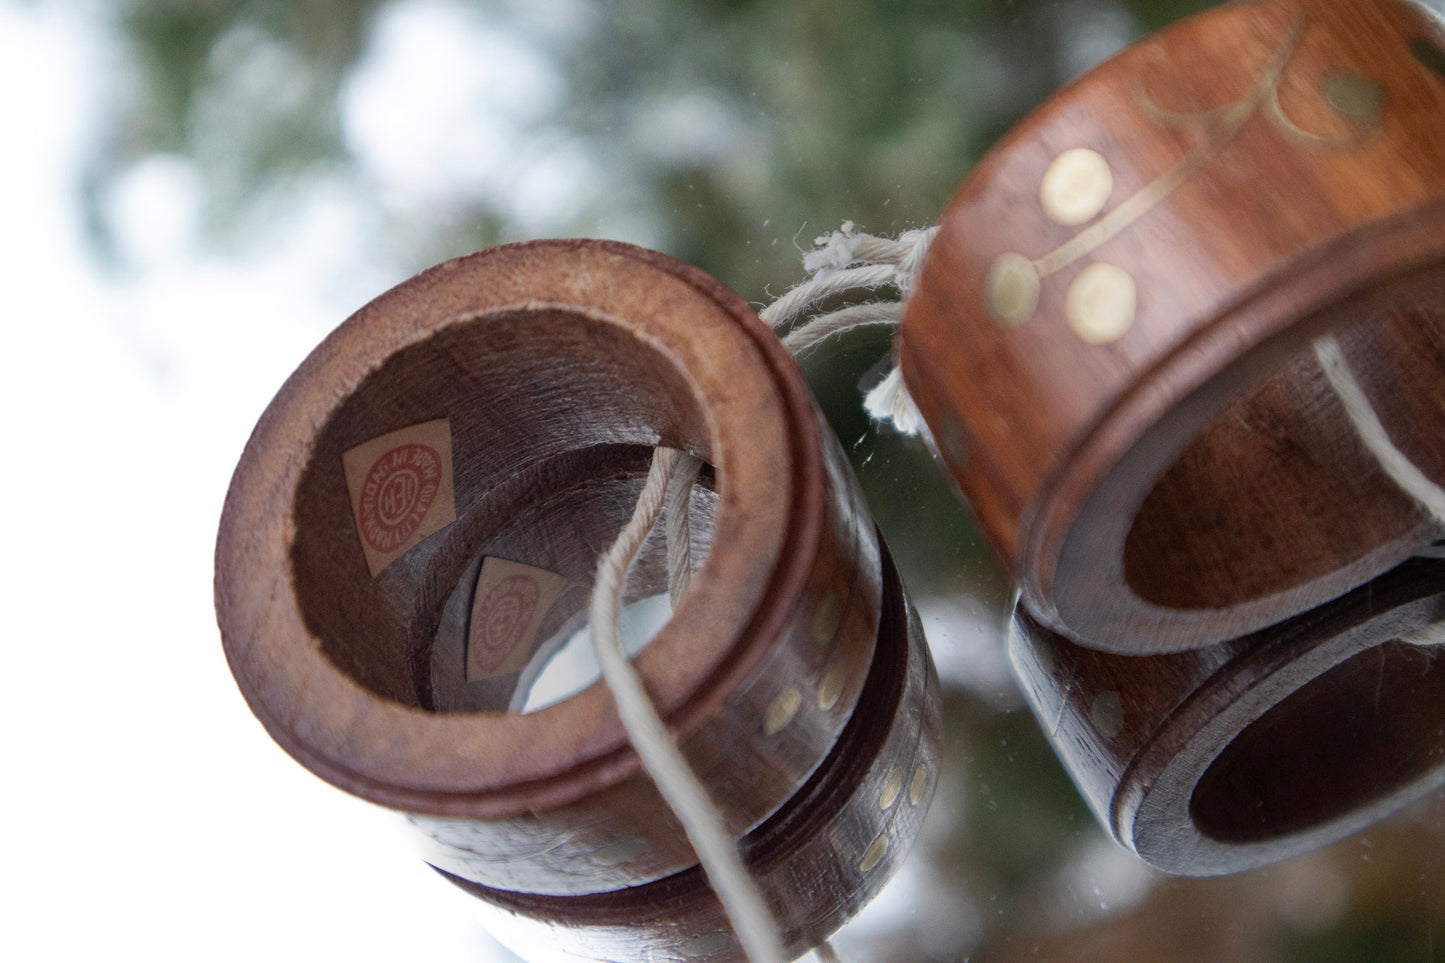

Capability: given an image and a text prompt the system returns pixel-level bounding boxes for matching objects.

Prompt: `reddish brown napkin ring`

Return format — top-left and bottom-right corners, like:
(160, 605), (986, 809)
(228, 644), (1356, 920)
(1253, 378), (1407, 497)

(1009, 557), (1445, 876)
(215, 240), (940, 959)
(901, 0), (1445, 653)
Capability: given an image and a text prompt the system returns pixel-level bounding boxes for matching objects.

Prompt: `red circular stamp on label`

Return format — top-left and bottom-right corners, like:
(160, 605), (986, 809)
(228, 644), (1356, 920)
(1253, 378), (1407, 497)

(358, 443), (442, 554)
(475, 574), (543, 658)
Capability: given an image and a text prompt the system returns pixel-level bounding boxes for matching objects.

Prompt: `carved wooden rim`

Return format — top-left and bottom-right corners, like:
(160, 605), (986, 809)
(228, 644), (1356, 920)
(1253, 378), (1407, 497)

(215, 240), (826, 819)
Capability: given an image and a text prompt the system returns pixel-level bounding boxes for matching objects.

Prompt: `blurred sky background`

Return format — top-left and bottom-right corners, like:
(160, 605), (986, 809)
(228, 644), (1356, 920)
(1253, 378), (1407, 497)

(5, 1), (1445, 960)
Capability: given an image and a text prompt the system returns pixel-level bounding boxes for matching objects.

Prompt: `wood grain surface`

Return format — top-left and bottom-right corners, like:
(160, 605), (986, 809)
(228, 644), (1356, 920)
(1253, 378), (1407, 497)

(448, 546), (941, 963)
(215, 240), (940, 955)
(1010, 557), (1445, 876)
(901, 0), (1445, 653)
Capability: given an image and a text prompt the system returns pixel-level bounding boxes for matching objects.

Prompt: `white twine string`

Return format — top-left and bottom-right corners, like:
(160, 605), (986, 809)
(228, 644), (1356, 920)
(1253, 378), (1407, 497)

(586, 223), (935, 963)
(765, 221), (937, 438)
(862, 366), (927, 437)
(761, 221), (936, 329)
(1314, 335), (1445, 528)
(589, 448), (787, 963)
(782, 301), (902, 355)
(664, 452), (706, 606)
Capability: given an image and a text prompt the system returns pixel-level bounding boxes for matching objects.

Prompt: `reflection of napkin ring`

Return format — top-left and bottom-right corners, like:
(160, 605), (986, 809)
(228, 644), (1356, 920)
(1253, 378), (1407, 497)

(900, 0), (1445, 653)
(445, 546), (938, 962)
(1009, 558), (1445, 876)
(215, 240), (940, 960)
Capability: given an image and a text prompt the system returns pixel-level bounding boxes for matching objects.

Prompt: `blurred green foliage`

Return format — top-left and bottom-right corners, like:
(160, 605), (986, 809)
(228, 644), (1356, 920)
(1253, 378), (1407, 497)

(93, 0), (1225, 286)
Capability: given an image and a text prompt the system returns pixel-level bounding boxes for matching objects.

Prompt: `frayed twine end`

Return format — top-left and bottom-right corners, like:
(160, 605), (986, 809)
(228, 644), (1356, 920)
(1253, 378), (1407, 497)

(864, 366), (925, 437)
(802, 221), (861, 273)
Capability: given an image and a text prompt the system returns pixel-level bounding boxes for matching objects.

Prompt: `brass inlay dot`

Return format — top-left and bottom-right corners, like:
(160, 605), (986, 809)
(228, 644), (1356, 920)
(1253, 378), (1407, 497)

(812, 592), (841, 645)
(818, 659), (847, 710)
(1066, 262), (1137, 343)
(859, 833), (890, 873)
(764, 686), (803, 735)
(986, 252), (1040, 326)
(1322, 70), (1386, 127)
(1092, 690), (1125, 740)
(909, 763), (929, 806)
(879, 767), (904, 810)
(1040, 148), (1114, 226)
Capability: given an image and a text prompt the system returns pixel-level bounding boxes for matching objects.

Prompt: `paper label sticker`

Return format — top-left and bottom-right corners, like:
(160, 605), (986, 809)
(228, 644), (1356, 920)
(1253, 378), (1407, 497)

(467, 558), (568, 681)
(342, 419), (457, 576)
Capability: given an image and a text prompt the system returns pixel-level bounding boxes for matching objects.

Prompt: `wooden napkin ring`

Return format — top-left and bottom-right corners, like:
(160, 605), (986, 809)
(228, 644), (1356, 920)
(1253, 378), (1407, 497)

(900, 0), (1445, 653)
(444, 545), (940, 963)
(215, 239), (938, 921)
(1009, 557), (1445, 877)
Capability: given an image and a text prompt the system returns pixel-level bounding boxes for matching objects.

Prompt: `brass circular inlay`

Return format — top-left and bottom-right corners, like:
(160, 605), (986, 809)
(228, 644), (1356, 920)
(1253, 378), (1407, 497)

(908, 763), (929, 806)
(811, 592), (842, 645)
(878, 767), (904, 810)
(986, 252), (1041, 326)
(1066, 262), (1137, 343)
(859, 833), (890, 873)
(818, 659), (847, 710)
(1091, 690), (1125, 740)
(1040, 148), (1114, 226)
(764, 686), (803, 735)
(1322, 69), (1386, 127)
